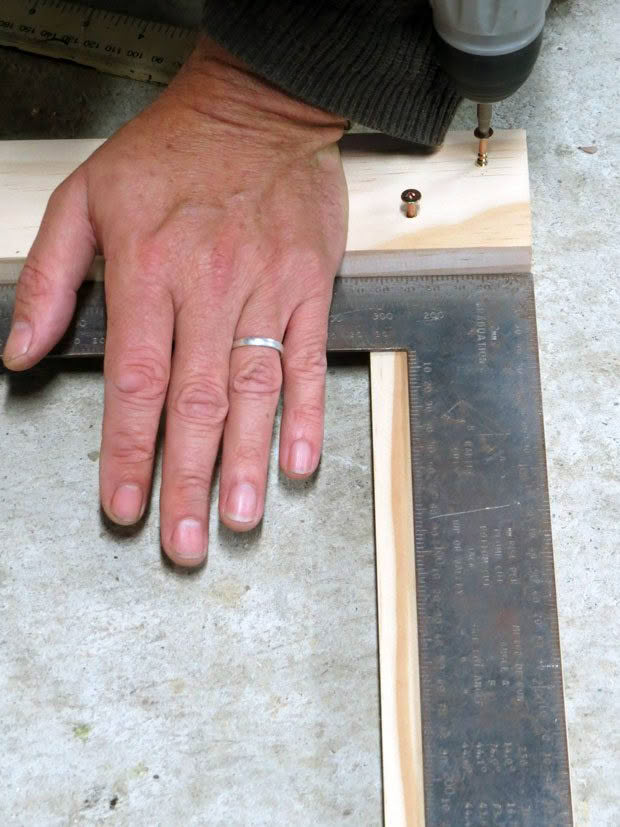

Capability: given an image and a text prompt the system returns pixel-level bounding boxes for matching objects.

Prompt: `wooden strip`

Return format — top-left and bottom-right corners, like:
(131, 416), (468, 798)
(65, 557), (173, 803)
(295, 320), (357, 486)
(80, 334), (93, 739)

(370, 352), (424, 827)
(339, 246), (531, 277)
(0, 129), (530, 276)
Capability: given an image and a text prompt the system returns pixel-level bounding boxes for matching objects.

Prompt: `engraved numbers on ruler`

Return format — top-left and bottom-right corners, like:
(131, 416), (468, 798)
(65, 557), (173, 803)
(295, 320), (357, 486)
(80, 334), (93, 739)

(372, 309), (393, 345)
(73, 314), (105, 350)
(0, 0), (196, 84)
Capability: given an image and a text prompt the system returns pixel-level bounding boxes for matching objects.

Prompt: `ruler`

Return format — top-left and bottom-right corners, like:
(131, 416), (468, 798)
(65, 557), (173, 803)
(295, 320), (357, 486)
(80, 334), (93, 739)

(0, 0), (196, 84)
(0, 268), (572, 823)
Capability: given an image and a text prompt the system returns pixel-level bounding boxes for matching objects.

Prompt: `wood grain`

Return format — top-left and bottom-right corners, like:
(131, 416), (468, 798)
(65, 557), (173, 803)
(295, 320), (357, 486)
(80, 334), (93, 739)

(342, 129), (530, 273)
(0, 130), (530, 276)
(370, 352), (424, 827)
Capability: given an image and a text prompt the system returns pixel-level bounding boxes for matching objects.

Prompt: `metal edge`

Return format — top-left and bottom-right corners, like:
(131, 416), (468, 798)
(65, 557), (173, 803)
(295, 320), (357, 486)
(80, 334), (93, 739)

(523, 273), (575, 824)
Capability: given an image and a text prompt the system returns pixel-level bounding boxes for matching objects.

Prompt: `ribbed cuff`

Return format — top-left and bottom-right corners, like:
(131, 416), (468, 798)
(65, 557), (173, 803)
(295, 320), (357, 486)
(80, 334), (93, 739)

(202, 1), (461, 147)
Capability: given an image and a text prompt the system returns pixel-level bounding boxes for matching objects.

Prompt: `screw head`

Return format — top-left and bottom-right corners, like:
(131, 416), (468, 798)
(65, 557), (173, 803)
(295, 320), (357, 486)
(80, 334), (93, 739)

(474, 126), (494, 140)
(401, 188), (421, 204)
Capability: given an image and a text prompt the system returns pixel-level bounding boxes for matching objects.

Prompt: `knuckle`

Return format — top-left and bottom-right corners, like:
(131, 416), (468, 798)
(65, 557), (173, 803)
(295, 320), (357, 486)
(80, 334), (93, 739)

(46, 171), (84, 215)
(17, 260), (55, 305)
(173, 470), (212, 499)
(170, 377), (229, 428)
(47, 180), (68, 210)
(109, 352), (169, 404)
(107, 429), (156, 466)
(231, 354), (282, 398)
(289, 401), (324, 430)
(285, 346), (327, 383)
(234, 441), (265, 468)
(202, 236), (236, 294)
(46, 170), (87, 218)
(300, 248), (325, 280)
(286, 248), (326, 283)
(134, 236), (170, 277)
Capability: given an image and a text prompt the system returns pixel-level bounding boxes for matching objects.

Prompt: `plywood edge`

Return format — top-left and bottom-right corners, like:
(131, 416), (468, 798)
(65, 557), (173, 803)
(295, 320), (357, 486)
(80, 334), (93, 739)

(339, 246), (531, 278)
(370, 352), (424, 826)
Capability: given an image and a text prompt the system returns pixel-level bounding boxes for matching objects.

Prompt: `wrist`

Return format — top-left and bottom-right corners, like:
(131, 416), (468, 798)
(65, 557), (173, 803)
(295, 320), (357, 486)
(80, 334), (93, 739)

(169, 36), (347, 151)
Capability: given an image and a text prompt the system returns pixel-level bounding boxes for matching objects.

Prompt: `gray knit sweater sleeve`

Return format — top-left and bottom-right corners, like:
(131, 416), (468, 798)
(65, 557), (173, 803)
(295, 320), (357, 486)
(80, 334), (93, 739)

(202, 1), (461, 147)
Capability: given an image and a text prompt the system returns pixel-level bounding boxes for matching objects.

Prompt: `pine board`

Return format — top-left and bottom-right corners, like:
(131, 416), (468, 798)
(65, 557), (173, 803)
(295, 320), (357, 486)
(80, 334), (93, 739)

(371, 352), (424, 826)
(0, 130), (530, 277)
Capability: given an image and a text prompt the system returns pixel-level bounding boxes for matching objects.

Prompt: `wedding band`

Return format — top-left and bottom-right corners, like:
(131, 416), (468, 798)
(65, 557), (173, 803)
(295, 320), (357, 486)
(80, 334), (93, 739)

(231, 337), (284, 355)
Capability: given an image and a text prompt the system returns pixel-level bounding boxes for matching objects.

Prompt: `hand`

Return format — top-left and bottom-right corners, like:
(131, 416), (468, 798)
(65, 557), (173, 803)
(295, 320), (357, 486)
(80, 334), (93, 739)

(3, 38), (348, 567)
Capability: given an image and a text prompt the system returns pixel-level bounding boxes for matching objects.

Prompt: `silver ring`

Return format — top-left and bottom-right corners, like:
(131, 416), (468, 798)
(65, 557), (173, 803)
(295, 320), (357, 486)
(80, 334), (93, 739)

(231, 337), (284, 355)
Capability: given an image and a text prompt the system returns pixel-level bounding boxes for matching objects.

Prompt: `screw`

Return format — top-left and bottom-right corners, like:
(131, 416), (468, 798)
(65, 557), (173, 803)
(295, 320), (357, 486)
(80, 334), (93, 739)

(474, 127), (494, 167)
(401, 188), (421, 218)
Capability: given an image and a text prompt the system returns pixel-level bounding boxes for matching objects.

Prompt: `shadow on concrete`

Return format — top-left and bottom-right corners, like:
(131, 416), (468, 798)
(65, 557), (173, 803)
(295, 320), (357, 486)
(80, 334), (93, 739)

(1, 357), (103, 401)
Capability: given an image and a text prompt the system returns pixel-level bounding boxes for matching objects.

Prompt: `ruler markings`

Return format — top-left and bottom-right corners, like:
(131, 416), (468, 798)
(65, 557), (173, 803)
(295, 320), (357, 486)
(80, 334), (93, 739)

(0, 0), (196, 84)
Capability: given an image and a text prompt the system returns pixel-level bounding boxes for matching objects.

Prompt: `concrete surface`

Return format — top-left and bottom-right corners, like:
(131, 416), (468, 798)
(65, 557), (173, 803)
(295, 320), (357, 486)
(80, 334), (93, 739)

(0, 0), (618, 824)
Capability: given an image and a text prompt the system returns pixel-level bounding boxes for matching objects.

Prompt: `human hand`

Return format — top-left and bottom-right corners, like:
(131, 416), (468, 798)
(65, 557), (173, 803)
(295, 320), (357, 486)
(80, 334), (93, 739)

(2, 38), (348, 567)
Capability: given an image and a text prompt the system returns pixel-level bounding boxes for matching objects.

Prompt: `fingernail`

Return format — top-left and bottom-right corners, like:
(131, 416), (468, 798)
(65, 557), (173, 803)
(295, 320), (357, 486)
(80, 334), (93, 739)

(172, 518), (205, 561)
(111, 484), (143, 524)
(4, 320), (32, 363)
(289, 440), (313, 475)
(225, 483), (257, 523)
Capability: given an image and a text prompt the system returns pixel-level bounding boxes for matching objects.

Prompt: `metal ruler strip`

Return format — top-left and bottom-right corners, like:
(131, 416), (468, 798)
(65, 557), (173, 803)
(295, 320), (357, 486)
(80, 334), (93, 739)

(0, 0), (196, 84)
(0, 271), (573, 824)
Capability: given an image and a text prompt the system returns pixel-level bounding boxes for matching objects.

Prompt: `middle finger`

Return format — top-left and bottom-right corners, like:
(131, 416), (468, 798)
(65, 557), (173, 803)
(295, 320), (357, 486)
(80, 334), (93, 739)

(160, 295), (235, 567)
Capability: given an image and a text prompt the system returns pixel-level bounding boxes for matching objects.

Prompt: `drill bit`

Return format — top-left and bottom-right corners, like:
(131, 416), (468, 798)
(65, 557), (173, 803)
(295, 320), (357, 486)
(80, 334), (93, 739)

(474, 103), (494, 167)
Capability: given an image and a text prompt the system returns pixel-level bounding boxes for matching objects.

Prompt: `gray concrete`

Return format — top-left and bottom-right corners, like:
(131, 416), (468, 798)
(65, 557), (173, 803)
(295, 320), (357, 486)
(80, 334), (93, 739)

(0, 0), (618, 823)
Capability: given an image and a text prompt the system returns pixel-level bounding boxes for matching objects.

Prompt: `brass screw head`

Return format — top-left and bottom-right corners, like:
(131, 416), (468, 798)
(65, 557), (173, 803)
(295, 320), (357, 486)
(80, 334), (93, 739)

(401, 188), (421, 218)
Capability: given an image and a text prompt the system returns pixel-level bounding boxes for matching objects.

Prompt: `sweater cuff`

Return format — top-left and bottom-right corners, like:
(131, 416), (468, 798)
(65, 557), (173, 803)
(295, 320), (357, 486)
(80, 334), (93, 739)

(202, 1), (461, 147)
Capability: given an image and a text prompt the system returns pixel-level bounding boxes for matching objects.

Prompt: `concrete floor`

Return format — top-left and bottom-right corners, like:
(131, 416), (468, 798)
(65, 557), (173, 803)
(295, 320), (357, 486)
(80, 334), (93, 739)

(0, 0), (618, 824)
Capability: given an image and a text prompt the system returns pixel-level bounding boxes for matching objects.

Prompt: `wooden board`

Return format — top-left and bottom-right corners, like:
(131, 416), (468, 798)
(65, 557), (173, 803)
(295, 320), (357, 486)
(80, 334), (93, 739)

(0, 130), (530, 277)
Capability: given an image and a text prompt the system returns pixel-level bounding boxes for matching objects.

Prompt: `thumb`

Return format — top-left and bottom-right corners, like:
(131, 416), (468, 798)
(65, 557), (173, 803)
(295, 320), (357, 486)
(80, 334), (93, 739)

(2, 167), (96, 369)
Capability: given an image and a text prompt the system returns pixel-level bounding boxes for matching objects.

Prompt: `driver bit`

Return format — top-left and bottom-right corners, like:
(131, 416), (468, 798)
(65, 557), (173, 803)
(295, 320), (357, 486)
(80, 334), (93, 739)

(474, 103), (494, 167)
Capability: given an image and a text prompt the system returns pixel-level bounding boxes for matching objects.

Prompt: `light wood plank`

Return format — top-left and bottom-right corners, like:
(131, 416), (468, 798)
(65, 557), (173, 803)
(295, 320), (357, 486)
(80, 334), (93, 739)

(371, 352), (424, 827)
(343, 129), (530, 272)
(0, 130), (530, 277)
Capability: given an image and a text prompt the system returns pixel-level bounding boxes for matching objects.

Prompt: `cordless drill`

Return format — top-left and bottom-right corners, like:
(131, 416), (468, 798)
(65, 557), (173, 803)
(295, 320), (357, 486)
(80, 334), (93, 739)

(430, 0), (550, 164)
